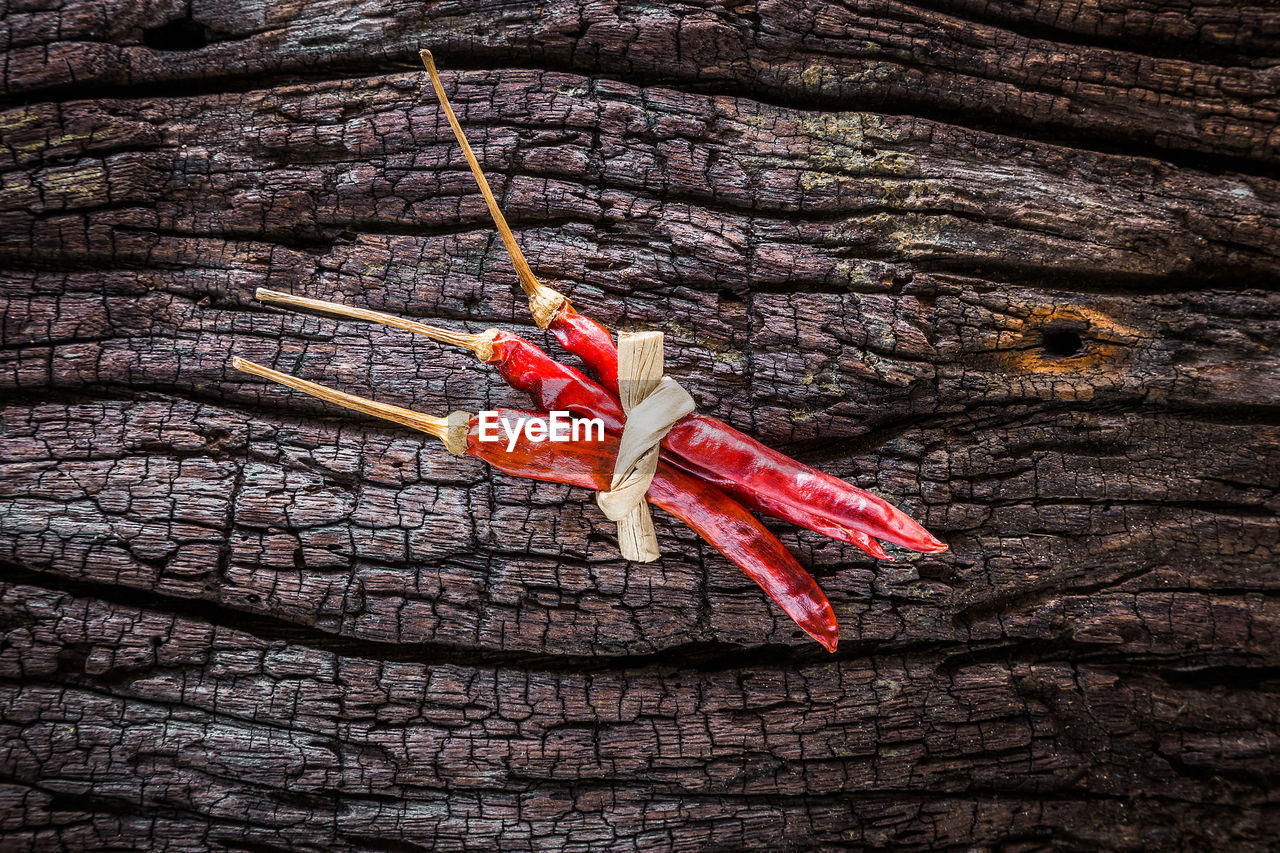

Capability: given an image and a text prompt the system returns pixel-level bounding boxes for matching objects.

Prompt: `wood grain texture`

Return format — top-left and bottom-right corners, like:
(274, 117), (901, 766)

(2, 0), (1278, 849)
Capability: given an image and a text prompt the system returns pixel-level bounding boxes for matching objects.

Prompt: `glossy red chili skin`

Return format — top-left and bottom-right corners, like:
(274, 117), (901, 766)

(489, 333), (626, 426)
(665, 415), (944, 553)
(550, 301), (619, 393)
(664, 454), (890, 560)
(465, 410), (839, 652)
(545, 302), (943, 553)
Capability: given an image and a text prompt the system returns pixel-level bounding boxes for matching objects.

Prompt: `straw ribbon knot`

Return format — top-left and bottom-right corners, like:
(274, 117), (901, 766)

(595, 332), (696, 562)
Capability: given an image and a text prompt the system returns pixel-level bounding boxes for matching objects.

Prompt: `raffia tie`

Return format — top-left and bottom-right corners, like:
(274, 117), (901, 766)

(594, 332), (696, 562)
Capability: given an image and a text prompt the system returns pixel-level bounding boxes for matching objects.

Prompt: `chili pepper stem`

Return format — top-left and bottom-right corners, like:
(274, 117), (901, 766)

(254, 288), (496, 361)
(231, 357), (470, 454)
(419, 49), (565, 329)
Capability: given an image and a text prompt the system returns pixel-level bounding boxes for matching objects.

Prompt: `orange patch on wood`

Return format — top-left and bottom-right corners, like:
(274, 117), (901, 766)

(1004, 305), (1141, 376)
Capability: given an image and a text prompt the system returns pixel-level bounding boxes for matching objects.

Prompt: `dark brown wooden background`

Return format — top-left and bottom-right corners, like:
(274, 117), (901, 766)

(2, 1), (1278, 849)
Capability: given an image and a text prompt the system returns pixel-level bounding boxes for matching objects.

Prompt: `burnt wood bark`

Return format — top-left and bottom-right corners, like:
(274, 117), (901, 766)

(2, 0), (1279, 849)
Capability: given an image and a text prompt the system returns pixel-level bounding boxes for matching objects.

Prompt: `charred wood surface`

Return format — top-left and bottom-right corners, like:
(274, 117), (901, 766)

(1, 0), (1278, 849)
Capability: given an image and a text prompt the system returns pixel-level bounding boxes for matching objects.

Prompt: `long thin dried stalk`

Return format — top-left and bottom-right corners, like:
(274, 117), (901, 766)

(254, 288), (495, 360)
(232, 357), (467, 452)
(419, 49), (565, 328)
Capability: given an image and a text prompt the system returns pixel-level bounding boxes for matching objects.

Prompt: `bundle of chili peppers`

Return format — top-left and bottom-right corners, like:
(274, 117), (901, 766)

(234, 53), (945, 652)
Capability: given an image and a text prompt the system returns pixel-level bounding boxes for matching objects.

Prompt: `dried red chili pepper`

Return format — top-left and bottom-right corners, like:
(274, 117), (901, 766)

(418, 51), (945, 555)
(257, 288), (887, 560)
(658, 454), (891, 561)
(233, 358), (840, 651)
